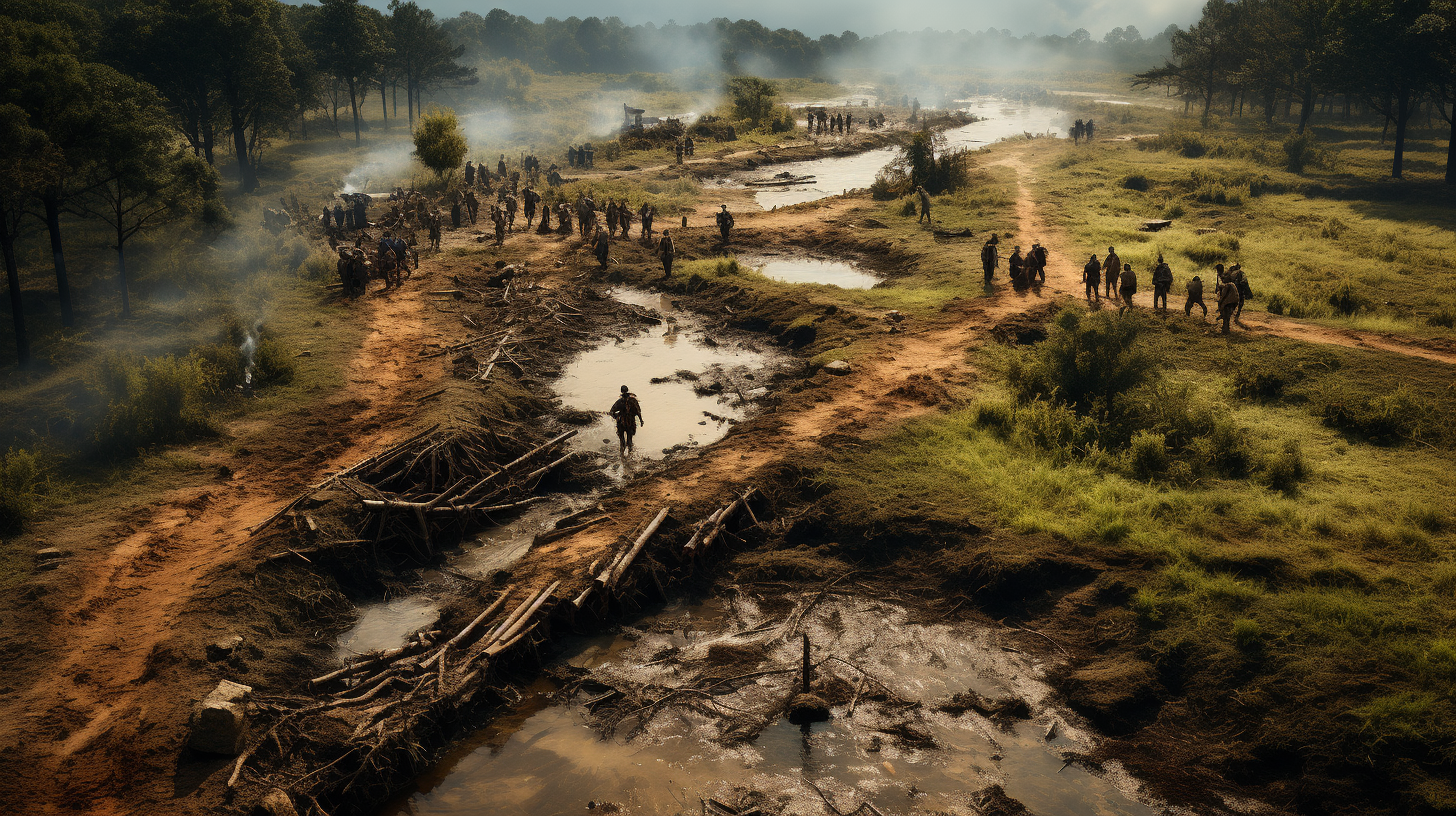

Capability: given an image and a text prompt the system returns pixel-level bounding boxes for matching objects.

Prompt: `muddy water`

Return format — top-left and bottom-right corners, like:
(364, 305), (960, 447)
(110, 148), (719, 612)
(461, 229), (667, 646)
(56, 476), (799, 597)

(738, 254), (882, 289)
(334, 596), (440, 661)
(384, 595), (1172, 816)
(554, 288), (778, 475)
(738, 97), (1067, 210)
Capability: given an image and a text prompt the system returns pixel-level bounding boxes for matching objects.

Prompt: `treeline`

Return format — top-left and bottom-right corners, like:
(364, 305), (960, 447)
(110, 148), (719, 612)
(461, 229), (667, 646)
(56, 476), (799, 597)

(0, 0), (474, 365)
(1134, 0), (1456, 180)
(442, 10), (1175, 77)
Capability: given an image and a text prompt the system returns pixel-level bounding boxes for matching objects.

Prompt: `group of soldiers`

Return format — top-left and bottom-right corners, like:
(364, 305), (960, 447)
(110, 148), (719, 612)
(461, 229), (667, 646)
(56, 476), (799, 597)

(1078, 248), (1251, 332)
(566, 144), (596, 168)
(674, 137), (696, 164)
(809, 110), (852, 136)
(1071, 119), (1097, 144)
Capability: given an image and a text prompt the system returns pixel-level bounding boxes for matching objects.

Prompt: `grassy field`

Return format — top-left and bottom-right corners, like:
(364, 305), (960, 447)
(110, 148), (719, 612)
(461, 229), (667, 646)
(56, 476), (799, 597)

(1034, 100), (1456, 334)
(813, 306), (1456, 810)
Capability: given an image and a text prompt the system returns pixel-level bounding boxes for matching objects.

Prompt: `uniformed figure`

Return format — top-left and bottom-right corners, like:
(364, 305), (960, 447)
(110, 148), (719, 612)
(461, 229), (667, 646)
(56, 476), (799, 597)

(492, 207), (506, 246)
(640, 203), (655, 241)
(715, 204), (734, 243)
(524, 188), (539, 227)
(1152, 255), (1174, 311)
(609, 385), (644, 454)
(606, 200), (619, 237)
(980, 238), (999, 286)
(464, 161), (475, 186)
(505, 193), (518, 232)
(917, 186), (932, 225)
(537, 201), (553, 234)
(321, 206), (333, 230)
(1009, 246), (1025, 286)
(1083, 254), (1102, 301)
(428, 212), (442, 251)
(464, 190), (479, 225)
(619, 201), (633, 239)
(450, 199), (462, 229)
(1031, 243), (1048, 284)
(657, 229), (675, 277)
(353, 197), (367, 231)
(1103, 246), (1121, 298)
(592, 226), (610, 268)
(1185, 275), (1207, 318)
(1217, 275), (1241, 333)
(1229, 263), (1249, 318)
(557, 202), (573, 235)
(497, 155), (507, 178)
(1118, 264), (1138, 315)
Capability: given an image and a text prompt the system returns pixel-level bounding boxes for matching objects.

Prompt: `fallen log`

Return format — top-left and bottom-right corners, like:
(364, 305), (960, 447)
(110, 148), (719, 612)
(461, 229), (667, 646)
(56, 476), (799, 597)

(605, 507), (671, 590)
(683, 488), (756, 557)
(420, 329), (511, 359)
(419, 585), (516, 671)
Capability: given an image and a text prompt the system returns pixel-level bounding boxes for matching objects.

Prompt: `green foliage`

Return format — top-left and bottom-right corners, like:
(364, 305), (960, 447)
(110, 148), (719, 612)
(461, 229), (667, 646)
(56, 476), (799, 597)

(413, 107), (468, 178)
(1283, 131), (1319, 173)
(1321, 386), (1431, 445)
(1006, 308), (1158, 416)
(1427, 308), (1455, 329)
(1122, 173), (1149, 191)
(1232, 618), (1263, 652)
(475, 59), (532, 104)
(1327, 281), (1365, 316)
(89, 352), (220, 455)
(726, 76), (778, 129)
(1264, 440), (1307, 493)
(0, 447), (49, 535)
(1127, 431), (1169, 480)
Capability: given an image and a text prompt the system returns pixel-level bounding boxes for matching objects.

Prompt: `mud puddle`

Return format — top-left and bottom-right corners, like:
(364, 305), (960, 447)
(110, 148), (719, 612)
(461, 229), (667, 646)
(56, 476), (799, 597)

(733, 97), (1066, 210)
(383, 593), (1178, 816)
(555, 288), (780, 476)
(334, 596), (440, 660)
(738, 254), (882, 289)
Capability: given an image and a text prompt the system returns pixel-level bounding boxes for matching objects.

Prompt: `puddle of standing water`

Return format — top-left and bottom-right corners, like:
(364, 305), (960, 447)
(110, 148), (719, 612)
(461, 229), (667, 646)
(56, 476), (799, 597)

(334, 596), (439, 661)
(735, 97), (1067, 210)
(737, 254), (883, 290)
(553, 288), (777, 477)
(384, 595), (1174, 816)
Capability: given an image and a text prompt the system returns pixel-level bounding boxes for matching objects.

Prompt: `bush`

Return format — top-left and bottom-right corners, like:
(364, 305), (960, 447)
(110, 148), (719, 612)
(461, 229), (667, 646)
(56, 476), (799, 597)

(1265, 293), (1288, 316)
(1328, 281), (1364, 316)
(1232, 358), (1288, 401)
(727, 76), (779, 128)
(0, 448), (48, 535)
(1127, 431), (1169, 480)
(90, 353), (221, 455)
(1122, 174), (1150, 191)
(1232, 618), (1263, 652)
(1320, 217), (1347, 239)
(1321, 386), (1430, 445)
(1264, 439), (1308, 492)
(1006, 308), (1159, 416)
(1427, 307), (1455, 329)
(900, 199), (918, 217)
(413, 107), (468, 178)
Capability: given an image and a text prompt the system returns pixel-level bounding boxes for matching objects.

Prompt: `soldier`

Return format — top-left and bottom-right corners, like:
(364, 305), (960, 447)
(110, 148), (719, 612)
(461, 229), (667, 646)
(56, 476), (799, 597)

(1103, 246), (1121, 298)
(428, 211), (442, 251)
(640, 202), (655, 241)
(658, 229), (675, 277)
(464, 160), (475, 186)
(675, 140), (685, 165)
(537, 200), (553, 234)
(609, 384), (644, 454)
(685, 136), (695, 156)
(1185, 274), (1207, 319)
(980, 237), (999, 286)
(341, 201), (354, 230)
(1152, 255), (1173, 311)
(353, 196), (367, 231)
(497, 154), (507, 178)
(464, 189), (479, 225)
(619, 200), (634, 239)
(505, 192), (518, 232)
(321, 205), (332, 231)
(716, 204), (734, 244)
(1217, 274), (1241, 333)
(1032, 243), (1048, 284)
(1083, 254), (1101, 301)
(1118, 263), (1138, 315)
(493, 206), (506, 246)
(917, 185), (932, 225)
(450, 198), (462, 229)
(592, 225), (610, 268)
(557, 202), (573, 235)
(1086, 120), (1096, 141)
(606, 199), (619, 237)
(1230, 263), (1249, 319)
(845, 112), (853, 131)
(524, 187), (539, 228)
(1072, 119), (1084, 145)
(1009, 246), (1026, 286)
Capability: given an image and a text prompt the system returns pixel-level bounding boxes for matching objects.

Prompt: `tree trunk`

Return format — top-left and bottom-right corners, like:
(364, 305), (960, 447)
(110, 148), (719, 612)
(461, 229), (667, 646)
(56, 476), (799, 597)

(43, 195), (72, 328)
(229, 106), (256, 191)
(2, 220), (27, 365)
(196, 80), (215, 166)
(1393, 88), (1410, 179)
(1297, 79), (1315, 134)
(392, 81), (397, 117)
(116, 231), (131, 319)
(379, 80), (387, 128)
(1446, 113), (1455, 185)
(348, 76), (361, 144)
(408, 79), (417, 129)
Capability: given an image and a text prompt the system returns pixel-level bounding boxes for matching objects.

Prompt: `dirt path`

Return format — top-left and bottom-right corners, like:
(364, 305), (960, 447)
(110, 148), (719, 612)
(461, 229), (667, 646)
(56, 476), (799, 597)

(0, 257), (449, 814)
(992, 151), (1456, 367)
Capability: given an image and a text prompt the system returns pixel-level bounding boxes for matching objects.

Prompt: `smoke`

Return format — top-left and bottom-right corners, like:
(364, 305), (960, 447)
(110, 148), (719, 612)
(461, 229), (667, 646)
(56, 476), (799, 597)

(239, 324), (259, 390)
(341, 142), (419, 194)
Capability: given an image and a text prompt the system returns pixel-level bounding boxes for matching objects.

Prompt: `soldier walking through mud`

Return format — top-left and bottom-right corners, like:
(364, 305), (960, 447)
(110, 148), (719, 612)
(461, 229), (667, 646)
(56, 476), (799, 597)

(505, 192), (518, 232)
(1152, 255), (1173, 311)
(464, 190), (479, 225)
(716, 204), (734, 244)
(610, 385), (645, 454)
(917, 185), (932, 225)
(1083, 254), (1102, 302)
(592, 226), (610, 268)
(657, 229), (675, 277)
(980, 237), (999, 287)
(492, 207), (506, 246)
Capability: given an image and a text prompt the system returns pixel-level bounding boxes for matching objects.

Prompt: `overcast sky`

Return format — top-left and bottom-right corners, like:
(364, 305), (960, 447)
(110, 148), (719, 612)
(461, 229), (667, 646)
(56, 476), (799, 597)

(359, 0), (1205, 39)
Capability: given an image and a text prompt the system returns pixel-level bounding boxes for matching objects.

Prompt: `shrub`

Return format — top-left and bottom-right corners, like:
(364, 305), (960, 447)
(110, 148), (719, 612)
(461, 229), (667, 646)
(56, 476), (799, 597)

(1328, 281), (1364, 316)
(1122, 174), (1149, 192)
(1127, 431), (1169, 480)
(413, 107), (468, 179)
(1264, 439), (1308, 492)
(1232, 358), (1288, 400)
(1321, 217), (1347, 239)
(1162, 201), (1185, 219)
(0, 448), (48, 534)
(1232, 618), (1263, 652)
(1321, 386), (1430, 445)
(1427, 307), (1455, 329)
(973, 401), (1013, 438)
(1131, 588), (1164, 624)
(1283, 131), (1320, 173)
(1265, 293), (1288, 315)
(90, 353), (220, 455)
(1183, 240), (1229, 265)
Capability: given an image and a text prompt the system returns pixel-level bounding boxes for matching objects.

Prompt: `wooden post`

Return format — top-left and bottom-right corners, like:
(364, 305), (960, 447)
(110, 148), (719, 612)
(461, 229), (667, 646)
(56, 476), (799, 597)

(801, 633), (811, 694)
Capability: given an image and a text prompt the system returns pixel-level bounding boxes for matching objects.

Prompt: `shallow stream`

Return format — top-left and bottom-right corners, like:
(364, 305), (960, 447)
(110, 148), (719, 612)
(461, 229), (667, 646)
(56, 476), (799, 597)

(734, 97), (1067, 210)
(737, 255), (882, 290)
(381, 594), (1174, 816)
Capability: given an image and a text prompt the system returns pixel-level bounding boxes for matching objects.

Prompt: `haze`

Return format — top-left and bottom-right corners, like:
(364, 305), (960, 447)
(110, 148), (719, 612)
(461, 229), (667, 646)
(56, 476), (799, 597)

(355, 0), (1205, 39)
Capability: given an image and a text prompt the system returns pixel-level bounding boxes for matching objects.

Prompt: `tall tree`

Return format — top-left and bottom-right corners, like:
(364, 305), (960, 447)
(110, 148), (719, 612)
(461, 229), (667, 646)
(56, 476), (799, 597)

(388, 1), (471, 129)
(79, 67), (208, 318)
(1337, 0), (1442, 178)
(308, 0), (389, 144)
(0, 103), (61, 366)
(1134, 0), (1241, 123)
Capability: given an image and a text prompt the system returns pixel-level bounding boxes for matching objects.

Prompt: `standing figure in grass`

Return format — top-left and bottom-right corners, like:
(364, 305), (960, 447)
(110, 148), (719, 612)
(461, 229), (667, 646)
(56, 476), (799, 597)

(592, 225), (610, 268)
(716, 204), (735, 244)
(657, 229), (675, 278)
(1217, 275), (1241, 333)
(980, 236), (999, 287)
(1103, 246), (1121, 298)
(1118, 263), (1138, 315)
(1083, 254), (1102, 302)
(1185, 274), (1207, 319)
(1009, 245), (1026, 287)
(619, 200), (634, 239)
(1152, 255), (1174, 311)
(917, 185), (932, 225)
(1230, 263), (1250, 319)
(610, 385), (645, 454)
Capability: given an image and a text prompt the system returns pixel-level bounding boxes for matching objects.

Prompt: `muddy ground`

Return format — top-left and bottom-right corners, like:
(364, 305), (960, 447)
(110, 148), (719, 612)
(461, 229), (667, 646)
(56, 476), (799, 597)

(0, 132), (1449, 816)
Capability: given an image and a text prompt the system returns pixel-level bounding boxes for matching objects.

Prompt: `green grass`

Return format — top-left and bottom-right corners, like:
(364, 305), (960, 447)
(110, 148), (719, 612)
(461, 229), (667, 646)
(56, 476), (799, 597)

(1030, 113), (1456, 335)
(813, 309), (1456, 808)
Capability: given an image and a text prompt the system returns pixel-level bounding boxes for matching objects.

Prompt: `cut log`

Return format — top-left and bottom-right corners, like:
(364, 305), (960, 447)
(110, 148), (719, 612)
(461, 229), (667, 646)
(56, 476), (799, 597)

(605, 507), (671, 590)
(420, 586), (515, 670)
